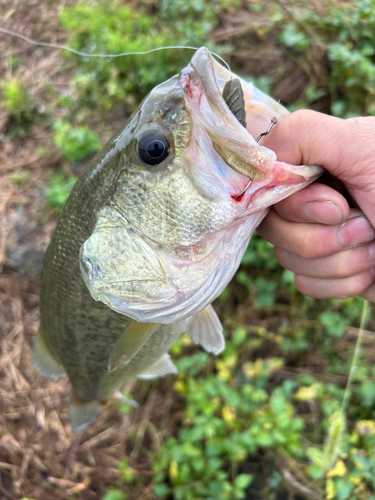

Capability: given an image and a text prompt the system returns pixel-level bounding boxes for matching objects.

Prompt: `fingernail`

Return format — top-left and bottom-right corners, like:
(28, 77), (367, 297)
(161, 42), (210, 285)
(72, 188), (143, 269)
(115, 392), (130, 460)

(304, 201), (343, 225)
(337, 216), (375, 248)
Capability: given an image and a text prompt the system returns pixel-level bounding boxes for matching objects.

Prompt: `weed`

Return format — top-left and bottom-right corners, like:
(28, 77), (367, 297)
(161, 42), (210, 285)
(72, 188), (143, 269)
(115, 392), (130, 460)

(44, 173), (77, 213)
(53, 121), (102, 163)
(0, 77), (34, 125)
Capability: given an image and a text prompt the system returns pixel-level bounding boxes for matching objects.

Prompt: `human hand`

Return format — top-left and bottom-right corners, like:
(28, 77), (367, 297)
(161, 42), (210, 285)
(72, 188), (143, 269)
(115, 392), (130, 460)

(258, 111), (375, 302)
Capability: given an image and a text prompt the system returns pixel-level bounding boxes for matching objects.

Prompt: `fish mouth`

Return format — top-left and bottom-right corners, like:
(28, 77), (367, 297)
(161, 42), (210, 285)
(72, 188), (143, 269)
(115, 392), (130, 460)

(178, 47), (323, 210)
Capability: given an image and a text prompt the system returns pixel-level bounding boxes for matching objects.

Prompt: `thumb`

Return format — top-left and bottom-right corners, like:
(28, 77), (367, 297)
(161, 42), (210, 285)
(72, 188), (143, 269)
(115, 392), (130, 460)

(262, 110), (375, 227)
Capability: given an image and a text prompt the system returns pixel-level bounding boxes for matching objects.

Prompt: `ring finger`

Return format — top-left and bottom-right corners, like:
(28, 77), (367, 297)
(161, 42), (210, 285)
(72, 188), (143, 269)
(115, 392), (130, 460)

(274, 241), (375, 279)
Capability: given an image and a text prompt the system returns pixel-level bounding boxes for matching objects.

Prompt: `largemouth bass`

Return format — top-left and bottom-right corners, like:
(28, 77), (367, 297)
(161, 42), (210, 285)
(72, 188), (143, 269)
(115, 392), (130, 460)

(35, 48), (322, 431)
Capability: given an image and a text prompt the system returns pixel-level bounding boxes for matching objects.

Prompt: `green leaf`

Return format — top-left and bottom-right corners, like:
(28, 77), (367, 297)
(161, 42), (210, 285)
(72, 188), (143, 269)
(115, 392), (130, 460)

(335, 479), (354, 500)
(255, 432), (274, 447)
(103, 490), (127, 500)
(53, 121), (102, 162)
(307, 463), (325, 479)
(45, 173), (78, 212)
(153, 484), (169, 497)
(255, 277), (277, 306)
(357, 380), (375, 407)
(270, 391), (287, 414)
(233, 327), (247, 345)
(234, 474), (253, 489)
(281, 269), (294, 286)
(319, 311), (346, 337)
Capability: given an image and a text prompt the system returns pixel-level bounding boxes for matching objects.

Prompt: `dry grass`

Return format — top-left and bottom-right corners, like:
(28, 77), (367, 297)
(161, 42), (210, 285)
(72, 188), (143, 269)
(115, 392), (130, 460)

(0, 266), (176, 499)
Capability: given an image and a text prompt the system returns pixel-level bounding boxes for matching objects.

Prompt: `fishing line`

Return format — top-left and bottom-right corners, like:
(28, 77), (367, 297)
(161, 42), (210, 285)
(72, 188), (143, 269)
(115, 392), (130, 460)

(0, 27), (231, 70)
(341, 299), (369, 415)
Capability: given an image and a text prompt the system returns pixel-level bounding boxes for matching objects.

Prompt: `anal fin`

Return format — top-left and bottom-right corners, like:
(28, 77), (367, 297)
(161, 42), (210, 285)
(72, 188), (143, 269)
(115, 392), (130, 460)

(33, 329), (66, 380)
(187, 305), (225, 355)
(69, 394), (100, 432)
(137, 353), (178, 380)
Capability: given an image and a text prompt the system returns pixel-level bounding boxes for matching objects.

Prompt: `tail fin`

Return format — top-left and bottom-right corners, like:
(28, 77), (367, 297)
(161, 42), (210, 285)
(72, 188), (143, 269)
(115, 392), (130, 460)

(69, 394), (100, 432)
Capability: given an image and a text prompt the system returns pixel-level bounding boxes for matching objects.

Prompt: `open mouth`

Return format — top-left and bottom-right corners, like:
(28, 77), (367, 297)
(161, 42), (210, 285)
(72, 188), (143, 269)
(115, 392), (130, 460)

(179, 47), (280, 179)
(178, 47), (323, 210)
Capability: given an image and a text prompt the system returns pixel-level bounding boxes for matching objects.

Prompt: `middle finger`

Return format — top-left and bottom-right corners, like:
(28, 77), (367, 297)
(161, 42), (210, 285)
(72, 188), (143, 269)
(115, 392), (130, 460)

(257, 209), (375, 259)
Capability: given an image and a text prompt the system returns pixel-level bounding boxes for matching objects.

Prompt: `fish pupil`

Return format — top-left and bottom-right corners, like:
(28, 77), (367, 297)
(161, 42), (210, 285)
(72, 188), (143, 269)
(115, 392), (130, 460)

(138, 133), (170, 165)
(148, 140), (164, 158)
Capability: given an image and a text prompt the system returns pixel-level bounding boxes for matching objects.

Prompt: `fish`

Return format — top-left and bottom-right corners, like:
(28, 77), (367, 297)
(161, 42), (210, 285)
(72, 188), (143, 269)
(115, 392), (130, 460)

(35, 47), (322, 431)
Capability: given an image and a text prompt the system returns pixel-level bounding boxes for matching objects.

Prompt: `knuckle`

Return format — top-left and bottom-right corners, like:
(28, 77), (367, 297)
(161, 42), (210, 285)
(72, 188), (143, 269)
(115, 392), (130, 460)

(296, 231), (320, 259)
(273, 247), (291, 268)
(331, 254), (351, 279)
(290, 109), (318, 129)
(294, 275), (315, 297)
(335, 246), (372, 279)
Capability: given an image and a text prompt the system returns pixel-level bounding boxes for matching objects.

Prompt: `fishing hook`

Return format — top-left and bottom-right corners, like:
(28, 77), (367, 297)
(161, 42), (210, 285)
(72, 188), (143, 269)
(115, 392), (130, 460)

(235, 117), (278, 200)
(256, 116), (277, 143)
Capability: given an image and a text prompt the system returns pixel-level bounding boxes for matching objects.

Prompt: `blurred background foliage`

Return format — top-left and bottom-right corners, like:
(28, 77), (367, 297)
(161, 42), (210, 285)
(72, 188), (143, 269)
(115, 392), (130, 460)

(2, 0), (375, 499)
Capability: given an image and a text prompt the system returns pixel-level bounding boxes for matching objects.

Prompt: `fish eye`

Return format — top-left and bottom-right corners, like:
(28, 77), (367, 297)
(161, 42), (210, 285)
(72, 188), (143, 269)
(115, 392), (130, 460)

(138, 132), (170, 166)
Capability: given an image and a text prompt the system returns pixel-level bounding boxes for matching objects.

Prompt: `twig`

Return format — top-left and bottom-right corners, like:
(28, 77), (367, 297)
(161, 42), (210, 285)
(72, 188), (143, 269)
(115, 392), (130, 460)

(130, 394), (155, 460)
(342, 300), (369, 414)
(65, 477), (91, 495)
(64, 431), (82, 476)
(0, 484), (17, 500)
(0, 462), (17, 471)
(281, 467), (324, 500)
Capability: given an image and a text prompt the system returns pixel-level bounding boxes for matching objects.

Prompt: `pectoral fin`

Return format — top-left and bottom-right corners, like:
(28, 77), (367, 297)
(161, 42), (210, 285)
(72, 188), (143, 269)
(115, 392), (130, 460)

(187, 305), (225, 355)
(137, 353), (178, 380)
(108, 321), (157, 372)
(33, 329), (66, 380)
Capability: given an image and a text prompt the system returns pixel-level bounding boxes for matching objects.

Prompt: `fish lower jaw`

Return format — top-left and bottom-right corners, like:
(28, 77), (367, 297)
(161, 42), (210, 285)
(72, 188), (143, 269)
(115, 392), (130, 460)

(235, 163), (323, 212)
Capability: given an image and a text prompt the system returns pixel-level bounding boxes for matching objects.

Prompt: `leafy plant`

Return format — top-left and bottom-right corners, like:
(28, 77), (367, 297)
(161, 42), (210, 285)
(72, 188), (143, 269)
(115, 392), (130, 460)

(53, 120), (102, 162)
(248, 0), (375, 116)
(58, 0), (232, 112)
(45, 173), (77, 212)
(0, 77), (34, 126)
(103, 490), (127, 500)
